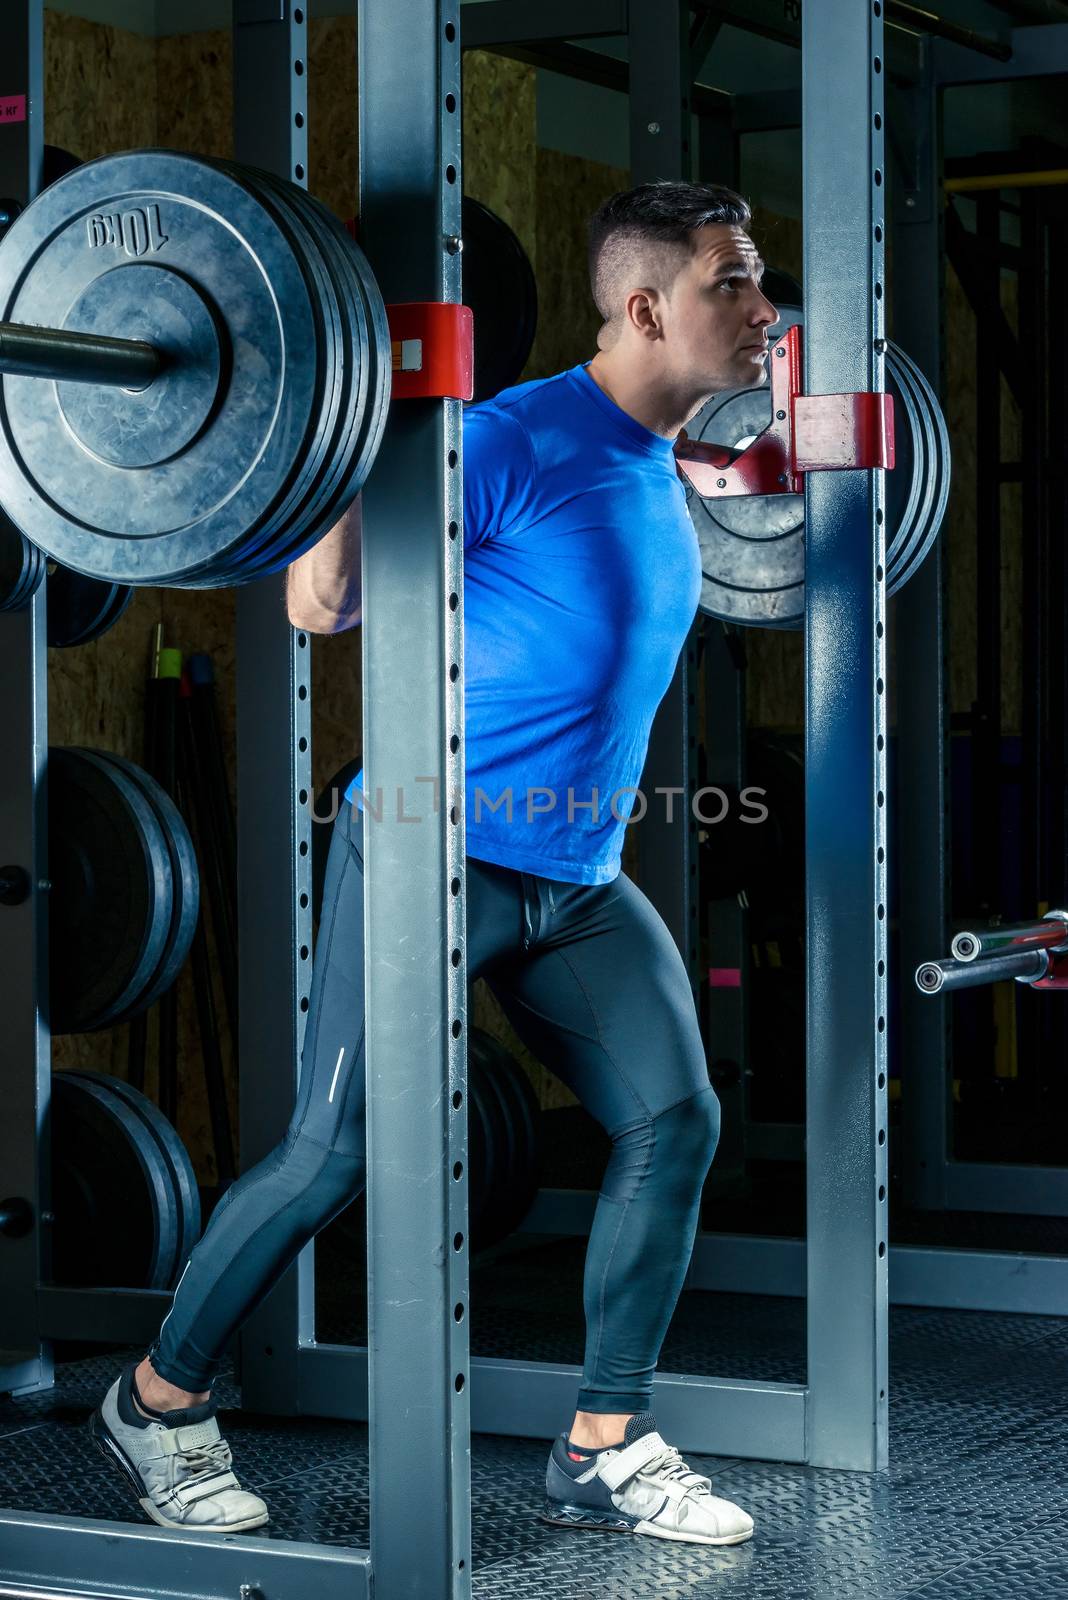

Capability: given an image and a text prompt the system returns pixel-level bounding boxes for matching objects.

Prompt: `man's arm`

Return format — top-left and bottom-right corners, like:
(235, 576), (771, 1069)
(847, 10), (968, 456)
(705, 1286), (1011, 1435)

(285, 499), (362, 634)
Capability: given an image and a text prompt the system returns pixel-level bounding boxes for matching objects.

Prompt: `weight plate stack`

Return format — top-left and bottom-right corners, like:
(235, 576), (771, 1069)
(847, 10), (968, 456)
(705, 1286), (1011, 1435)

(51, 1068), (178, 1289)
(239, 171), (391, 579)
(886, 342), (951, 592)
(64, 1068), (201, 1284)
(88, 750), (200, 1025)
(48, 747), (174, 1033)
(469, 1029), (542, 1250)
(0, 514), (45, 612)
(46, 562), (134, 648)
(0, 152), (390, 589)
(469, 1047), (508, 1251)
(215, 165), (345, 582)
(687, 318), (950, 628)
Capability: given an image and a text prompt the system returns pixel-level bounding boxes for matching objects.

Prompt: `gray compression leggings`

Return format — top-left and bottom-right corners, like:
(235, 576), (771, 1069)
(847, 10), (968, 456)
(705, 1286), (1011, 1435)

(149, 802), (720, 1415)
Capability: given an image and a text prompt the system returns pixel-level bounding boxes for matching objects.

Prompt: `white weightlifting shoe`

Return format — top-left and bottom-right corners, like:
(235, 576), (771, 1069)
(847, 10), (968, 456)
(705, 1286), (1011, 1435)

(544, 1412), (754, 1547)
(90, 1362), (269, 1532)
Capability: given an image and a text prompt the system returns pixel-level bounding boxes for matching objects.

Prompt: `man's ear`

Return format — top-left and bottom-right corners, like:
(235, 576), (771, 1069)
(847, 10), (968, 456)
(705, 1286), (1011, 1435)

(624, 286), (662, 339)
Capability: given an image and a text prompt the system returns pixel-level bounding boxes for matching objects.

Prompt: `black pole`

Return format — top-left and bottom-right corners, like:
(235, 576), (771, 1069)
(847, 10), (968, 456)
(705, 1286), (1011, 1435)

(155, 647), (182, 1128)
(177, 670), (236, 1186)
(182, 666), (239, 1044)
(187, 655), (239, 1038)
(126, 623), (162, 1094)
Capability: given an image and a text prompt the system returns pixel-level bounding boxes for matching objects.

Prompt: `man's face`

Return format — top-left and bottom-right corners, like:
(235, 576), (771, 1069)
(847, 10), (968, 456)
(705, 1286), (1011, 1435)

(661, 223), (779, 394)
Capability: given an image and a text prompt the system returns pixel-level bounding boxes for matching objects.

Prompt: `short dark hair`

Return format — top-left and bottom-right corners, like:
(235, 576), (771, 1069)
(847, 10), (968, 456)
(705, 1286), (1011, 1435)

(588, 180), (752, 326)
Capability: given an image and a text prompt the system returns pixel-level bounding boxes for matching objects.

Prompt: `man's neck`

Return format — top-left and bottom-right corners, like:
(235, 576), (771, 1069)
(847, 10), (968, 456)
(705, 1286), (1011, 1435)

(586, 351), (704, 441)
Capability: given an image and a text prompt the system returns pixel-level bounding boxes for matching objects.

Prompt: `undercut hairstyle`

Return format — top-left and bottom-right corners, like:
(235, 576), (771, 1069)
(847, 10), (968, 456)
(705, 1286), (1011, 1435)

(587, 181), (752, 341)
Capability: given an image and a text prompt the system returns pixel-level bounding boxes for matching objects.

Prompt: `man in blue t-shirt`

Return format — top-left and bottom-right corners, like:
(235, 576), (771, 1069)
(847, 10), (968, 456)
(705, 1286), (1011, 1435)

(99, 183), (777, 1549)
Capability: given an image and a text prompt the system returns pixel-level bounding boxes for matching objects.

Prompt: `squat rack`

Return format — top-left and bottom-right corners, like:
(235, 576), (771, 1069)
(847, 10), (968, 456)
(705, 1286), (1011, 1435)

(1, 3), (888, 1599)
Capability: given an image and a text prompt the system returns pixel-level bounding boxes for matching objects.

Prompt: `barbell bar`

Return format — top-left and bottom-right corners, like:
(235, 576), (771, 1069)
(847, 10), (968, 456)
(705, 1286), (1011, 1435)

(917, 909), (1068, 993)
(0, 321), (164, 389)
(949, 917), (1068, 964)
(915, 947), (1051, 994)
(0, 149), (947, 602)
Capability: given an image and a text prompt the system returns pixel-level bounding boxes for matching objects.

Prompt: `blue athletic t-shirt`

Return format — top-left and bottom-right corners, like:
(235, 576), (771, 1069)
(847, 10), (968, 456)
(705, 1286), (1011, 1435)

(347, 363), (702, 885)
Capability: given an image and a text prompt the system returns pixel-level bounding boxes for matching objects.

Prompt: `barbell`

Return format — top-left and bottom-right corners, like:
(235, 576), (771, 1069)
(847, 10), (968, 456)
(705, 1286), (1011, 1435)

(687, 309), (951, 628)
(0, 150), (948, 607)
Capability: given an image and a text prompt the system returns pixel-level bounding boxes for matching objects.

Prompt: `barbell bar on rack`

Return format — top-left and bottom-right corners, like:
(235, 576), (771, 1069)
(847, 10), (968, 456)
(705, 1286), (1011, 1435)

(0, 149), (947, 603)
(916, 910), (1068, 994)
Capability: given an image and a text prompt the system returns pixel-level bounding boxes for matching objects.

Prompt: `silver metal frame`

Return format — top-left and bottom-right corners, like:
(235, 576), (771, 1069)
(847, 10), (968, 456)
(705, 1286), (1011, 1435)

(2, 1), (998, 1594)
(801, 0), (888, 1472)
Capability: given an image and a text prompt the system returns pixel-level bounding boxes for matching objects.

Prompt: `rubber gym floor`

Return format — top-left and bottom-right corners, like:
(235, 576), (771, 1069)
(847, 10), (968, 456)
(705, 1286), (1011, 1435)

(3, 1223), (1066, 1600)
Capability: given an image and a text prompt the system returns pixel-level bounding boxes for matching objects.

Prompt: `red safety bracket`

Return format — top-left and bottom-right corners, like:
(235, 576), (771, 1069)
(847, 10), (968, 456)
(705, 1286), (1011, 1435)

(1023, 911), (1068, 990)
(344, 220), (474, 401)
(385, 302), (474, 402)
(675, 323), (895, 498)
(1028, 954), (1068, 990)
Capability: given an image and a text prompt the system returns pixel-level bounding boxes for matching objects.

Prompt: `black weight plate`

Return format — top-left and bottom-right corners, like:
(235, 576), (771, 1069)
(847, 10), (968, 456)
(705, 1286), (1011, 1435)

(467, 1059), (492, 1239)
(272, 181), (375, 559)
(689, 327), (950, 627)
(280, 192), (390, 560)
(213, 165), (342, 581)
(221, 167), (387, 583)
(24, 537), (47, 607)
(884, 346), (932, 591)
(886, 343), (951, 592)
(341, 225), (392, 502)
(1, 521), (45, 612)
(461, 197), (538, 402)
(50, 1068), (176, 1289)
(0, 516), (34, 611)
(476, 1037), (521, 1238)
(88, 751), (200, 1025)
(92, 579), (135, 639)
(687, 383), (806, 627)
(489, 1030), (546, 1241)
(469, 1039), (510, 1251)
(883, 351), (923, 586)
(48, 747), (173, 1032)
(235, 172), (357, 576)
(71, 748), (175, 1029)
(66, 1068), (201, 1287)
(0, 152), (321, 587)
(47, 565), (120, 647)
(301, 217), (390, 558)
(249, 182), (388, 576)
(311, 758), (363, 928)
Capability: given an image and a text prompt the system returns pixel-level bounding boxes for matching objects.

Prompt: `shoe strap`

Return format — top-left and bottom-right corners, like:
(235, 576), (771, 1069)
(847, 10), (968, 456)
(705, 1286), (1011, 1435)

(171, 1468), (241, 1508)
(157, 1417), (222, 1455)
(598, 1430), (670, 1491)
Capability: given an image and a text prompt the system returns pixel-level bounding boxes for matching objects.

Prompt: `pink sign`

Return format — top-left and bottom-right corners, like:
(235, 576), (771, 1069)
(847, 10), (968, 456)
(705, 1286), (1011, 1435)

(0, 95), (27, 124)
(708, 967), (741, 989)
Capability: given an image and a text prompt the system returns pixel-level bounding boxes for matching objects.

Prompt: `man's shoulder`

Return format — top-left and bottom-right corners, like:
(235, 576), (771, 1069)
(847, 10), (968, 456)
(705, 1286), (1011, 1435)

(466, 368), (579, 427)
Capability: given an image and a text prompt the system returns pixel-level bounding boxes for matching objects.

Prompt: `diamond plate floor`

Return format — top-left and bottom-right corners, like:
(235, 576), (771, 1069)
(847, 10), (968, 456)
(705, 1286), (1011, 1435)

(2, 1291), (1067, 1599)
